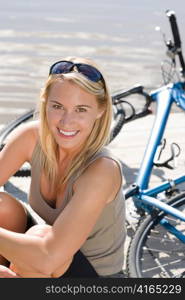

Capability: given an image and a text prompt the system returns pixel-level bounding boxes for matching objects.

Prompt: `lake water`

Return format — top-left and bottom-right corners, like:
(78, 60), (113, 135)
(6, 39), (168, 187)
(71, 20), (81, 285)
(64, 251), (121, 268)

(0, 0), (185, 122)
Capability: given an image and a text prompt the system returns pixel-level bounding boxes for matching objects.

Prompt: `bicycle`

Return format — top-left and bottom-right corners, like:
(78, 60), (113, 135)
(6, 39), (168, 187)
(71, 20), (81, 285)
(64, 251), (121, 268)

(121, 10), (185, 278)
(0, 9), (185, 279)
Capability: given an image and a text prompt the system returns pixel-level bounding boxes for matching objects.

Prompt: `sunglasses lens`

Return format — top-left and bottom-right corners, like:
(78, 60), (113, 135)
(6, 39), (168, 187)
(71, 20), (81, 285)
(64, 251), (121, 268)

(78, 64), (102, 82)
(49, 61), (73, 75)
(49, 61), (103, 82)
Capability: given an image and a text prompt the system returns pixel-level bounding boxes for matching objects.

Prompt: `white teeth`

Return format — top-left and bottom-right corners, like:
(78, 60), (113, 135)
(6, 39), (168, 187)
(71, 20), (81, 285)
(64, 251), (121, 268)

(59, 129), (78, 136)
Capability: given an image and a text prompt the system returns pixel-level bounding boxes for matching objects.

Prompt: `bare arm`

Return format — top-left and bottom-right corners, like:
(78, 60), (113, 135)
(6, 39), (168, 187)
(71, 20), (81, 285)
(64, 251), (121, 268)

(0, 157), (122, 276)
(0, 121), (38, 186)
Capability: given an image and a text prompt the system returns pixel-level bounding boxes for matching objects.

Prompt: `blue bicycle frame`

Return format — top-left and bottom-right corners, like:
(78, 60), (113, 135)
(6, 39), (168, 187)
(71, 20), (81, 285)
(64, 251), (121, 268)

(133, 82), (185, 241)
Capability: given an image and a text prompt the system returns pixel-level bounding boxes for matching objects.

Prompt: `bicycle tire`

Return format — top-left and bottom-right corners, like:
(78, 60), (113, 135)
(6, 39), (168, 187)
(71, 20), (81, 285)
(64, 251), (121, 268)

(127, 192), (185, 278)
(110, 107), (125, 143)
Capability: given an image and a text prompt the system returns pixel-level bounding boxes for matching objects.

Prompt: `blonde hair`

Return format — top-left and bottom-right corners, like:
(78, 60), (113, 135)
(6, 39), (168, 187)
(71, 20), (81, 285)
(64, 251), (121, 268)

(38, 57), (113, 190)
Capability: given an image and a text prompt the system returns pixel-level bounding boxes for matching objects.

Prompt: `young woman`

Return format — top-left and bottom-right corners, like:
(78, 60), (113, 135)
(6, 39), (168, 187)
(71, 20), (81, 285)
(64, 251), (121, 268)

(0, 57), (126, 277)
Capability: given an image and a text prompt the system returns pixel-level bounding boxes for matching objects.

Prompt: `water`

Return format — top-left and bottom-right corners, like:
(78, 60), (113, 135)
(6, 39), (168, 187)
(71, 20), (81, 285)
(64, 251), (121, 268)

(0, 0), (185, 123)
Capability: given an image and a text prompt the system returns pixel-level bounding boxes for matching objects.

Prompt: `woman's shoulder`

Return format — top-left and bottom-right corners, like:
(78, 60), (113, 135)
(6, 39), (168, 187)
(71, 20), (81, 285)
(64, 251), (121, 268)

(17, 120), (39, 143)
(22, 120), (40, 161)
(75, 149), (122, 188)
(6, 120), (40, 162)
(73, 154), (122, 204)
(74, 147), (122, 183)
(87, 154), (121, 180)
(6, 120), (39, 139)
(87, 147), (122, 173)
(20, 119), (39, 135)
(27, 120), (39, 140)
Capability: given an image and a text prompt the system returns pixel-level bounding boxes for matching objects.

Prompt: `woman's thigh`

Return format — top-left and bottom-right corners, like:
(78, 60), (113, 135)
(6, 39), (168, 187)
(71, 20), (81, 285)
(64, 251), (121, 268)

(0, 192), (28, 232)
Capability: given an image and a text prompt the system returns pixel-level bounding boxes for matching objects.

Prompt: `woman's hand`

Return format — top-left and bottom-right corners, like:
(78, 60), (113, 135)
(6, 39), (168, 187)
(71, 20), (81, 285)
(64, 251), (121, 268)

(0, 264), (21, 278)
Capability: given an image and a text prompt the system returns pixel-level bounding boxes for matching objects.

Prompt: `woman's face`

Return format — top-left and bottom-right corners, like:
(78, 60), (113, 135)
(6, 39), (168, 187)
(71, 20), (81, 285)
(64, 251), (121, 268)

(46, 80), (104, 154)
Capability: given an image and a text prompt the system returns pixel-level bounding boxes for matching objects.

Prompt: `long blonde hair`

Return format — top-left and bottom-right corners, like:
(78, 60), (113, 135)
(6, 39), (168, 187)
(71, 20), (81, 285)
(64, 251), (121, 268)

(38, 57), (112, 190)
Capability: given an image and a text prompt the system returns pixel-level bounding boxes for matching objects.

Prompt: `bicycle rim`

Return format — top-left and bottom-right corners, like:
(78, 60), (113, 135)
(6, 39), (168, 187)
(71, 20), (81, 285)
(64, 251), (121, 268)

(127, 192), (185, 278)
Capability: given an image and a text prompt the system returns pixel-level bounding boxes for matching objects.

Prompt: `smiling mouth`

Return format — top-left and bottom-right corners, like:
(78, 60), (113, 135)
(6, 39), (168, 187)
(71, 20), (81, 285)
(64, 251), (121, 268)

(57, 128), (79, 138)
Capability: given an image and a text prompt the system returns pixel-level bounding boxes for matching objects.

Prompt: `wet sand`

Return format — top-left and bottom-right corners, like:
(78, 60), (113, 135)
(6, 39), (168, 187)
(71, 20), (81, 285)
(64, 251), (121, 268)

(0, 0), (185, 123)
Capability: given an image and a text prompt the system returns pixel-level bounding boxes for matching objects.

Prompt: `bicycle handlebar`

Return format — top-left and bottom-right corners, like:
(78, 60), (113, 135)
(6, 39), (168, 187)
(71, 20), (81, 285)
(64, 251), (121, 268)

(112, 85), (152, 122)
(166, 10), (181, 48)
(166, 10), (185, 77)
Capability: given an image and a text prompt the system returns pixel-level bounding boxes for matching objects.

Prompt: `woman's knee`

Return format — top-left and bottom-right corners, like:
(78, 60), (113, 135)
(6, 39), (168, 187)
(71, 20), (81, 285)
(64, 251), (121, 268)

(26, 224), (52, 238)
(0, 192), (27, 232)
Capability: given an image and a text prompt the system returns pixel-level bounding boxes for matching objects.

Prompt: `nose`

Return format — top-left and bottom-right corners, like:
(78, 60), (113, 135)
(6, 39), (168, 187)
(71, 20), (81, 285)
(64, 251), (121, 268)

(59, 111), (74, 126)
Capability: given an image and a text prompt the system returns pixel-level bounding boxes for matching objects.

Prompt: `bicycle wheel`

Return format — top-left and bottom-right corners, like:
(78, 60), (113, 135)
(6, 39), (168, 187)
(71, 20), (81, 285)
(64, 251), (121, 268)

(110, 106), (125, 143)
(127, 192), (185, 278)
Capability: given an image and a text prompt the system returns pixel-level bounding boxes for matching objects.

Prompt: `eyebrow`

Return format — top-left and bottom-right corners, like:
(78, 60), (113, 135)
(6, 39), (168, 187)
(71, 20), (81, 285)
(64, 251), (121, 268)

(50, 100), (92, 108)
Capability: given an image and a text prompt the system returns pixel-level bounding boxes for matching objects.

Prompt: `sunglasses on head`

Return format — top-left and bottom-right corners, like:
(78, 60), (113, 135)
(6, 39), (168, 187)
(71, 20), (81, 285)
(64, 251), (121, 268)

(49, 60), (103, 83)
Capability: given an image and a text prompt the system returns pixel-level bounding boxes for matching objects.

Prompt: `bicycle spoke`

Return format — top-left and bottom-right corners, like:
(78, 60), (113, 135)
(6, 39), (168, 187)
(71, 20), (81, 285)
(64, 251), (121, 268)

(142, 258), (185, 276)
(141, 239), (185, 277)
(127, 193), (185, 277)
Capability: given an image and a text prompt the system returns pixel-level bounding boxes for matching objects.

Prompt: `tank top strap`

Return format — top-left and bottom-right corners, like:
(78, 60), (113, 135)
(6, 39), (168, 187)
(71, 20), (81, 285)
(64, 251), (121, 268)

(71, 147), (123, 185)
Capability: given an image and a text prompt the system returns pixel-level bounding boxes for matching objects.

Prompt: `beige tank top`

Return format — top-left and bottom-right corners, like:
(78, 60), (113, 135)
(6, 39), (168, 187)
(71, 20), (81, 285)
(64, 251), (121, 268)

(28, 143), (126, 276)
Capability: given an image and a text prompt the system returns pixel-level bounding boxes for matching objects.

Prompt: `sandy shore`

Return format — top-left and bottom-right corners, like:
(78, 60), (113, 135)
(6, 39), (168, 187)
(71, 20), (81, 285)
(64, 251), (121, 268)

(1, 0), (185, 124)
